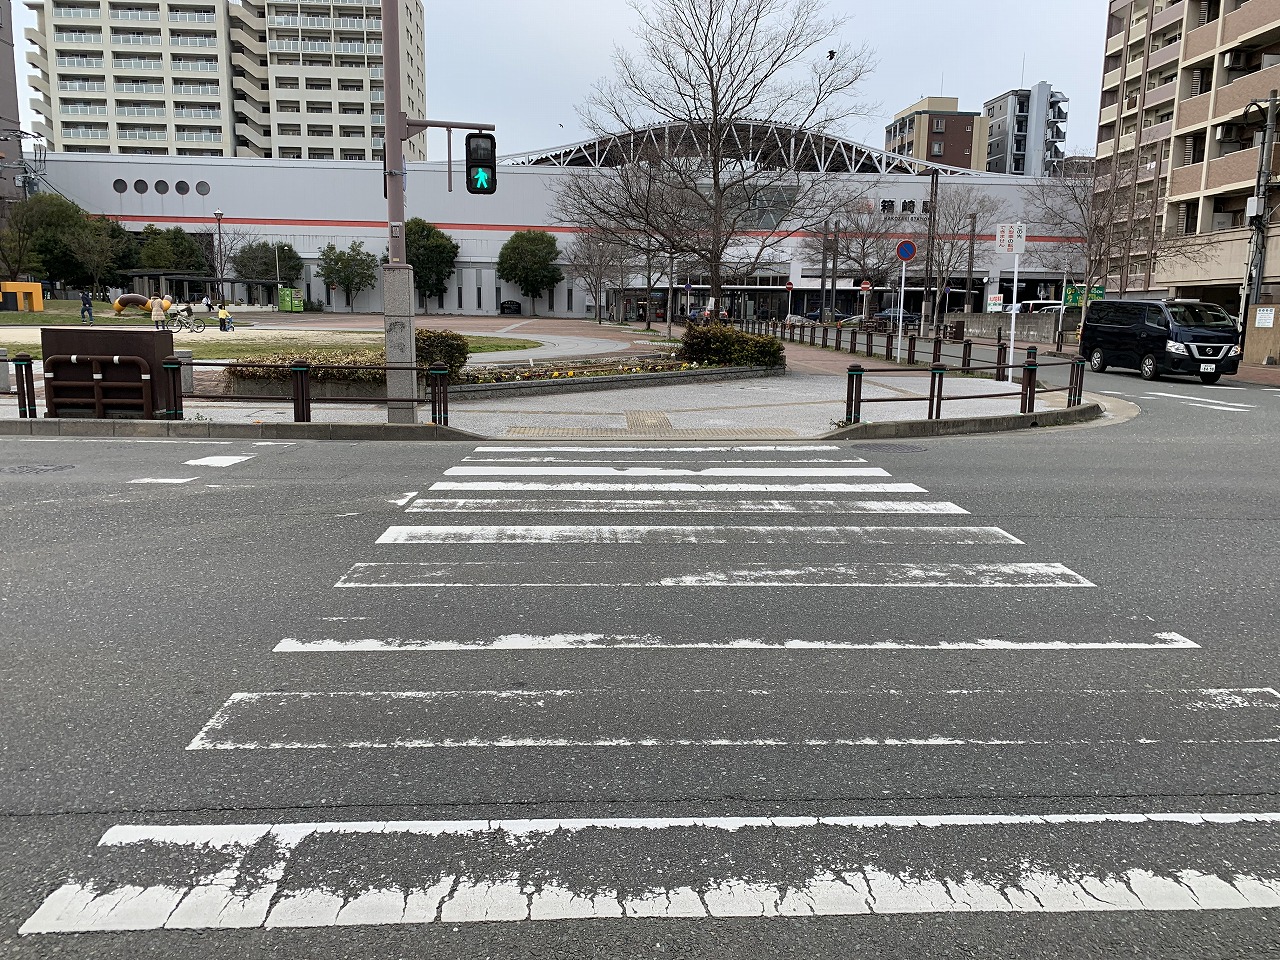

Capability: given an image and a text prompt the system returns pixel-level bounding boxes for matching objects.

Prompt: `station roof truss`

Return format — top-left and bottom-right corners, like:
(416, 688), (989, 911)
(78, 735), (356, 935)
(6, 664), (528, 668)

(505, 121), (988, 178)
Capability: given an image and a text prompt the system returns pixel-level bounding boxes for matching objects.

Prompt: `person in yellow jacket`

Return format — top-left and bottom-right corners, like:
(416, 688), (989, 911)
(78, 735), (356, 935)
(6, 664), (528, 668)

(217, 303), (234, 333)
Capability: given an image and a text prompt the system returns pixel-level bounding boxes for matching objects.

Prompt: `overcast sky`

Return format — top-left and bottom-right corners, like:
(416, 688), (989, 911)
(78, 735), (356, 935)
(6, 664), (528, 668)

(15, 0), (1107, 161)
(419, 0), (1107, 161)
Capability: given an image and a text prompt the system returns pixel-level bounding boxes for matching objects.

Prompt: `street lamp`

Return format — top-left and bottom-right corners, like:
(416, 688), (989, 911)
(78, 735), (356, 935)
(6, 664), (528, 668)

(213, 208), (224, 308)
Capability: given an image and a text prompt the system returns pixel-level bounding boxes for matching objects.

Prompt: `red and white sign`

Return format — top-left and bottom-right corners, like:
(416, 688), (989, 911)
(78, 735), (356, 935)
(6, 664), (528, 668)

(860, 280), (872, 292)
(994, 222), (1027, 255)
(785, 281), (794, 291)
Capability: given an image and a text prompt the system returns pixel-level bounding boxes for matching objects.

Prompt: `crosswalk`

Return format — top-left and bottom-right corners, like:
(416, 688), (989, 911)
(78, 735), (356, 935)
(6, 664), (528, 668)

(20, 441), (1280, 941)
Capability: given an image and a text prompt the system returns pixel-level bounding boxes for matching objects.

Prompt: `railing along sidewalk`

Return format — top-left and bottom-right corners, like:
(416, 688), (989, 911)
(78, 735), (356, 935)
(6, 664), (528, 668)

(163, 356), (453, 424)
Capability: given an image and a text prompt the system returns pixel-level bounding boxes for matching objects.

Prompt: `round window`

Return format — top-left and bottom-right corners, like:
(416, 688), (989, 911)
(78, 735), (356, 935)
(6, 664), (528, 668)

(155, 180), (169, 195)
(133, 180), (148, 194)
(195, 180), (211, 196)
(175, 181), (190, 195)
(112, 179), (128, 194)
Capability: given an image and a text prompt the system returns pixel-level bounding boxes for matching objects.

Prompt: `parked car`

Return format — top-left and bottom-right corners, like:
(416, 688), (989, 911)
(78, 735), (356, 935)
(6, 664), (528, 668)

(872, 308), (922, 325)
(804, 308), (850, 323)
(1079, 298), (1241, 384)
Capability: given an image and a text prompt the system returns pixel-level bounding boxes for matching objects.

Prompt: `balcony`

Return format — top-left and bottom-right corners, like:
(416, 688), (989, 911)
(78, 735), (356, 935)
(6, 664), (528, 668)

(1145, 78), (1177, 106)
(171, 58), (219, 71)
(117, 128), (167, 140)
(1208, 144), (1276, 190)
(1214, 62), (1280, 120)
(169, 10), (216, 22)
(116, 80), (163, 92)
(54, 31), (102, 42)
(1103, 66), (1123, 91)
(61, 103), (107, 115)
(175, 107), (220, 119)
(57, 56), (105, 68)
(112, 33), (161, 44)
(172, 83), (218, 95)
(1183, 19), (1218, 61)
(1167, 161), (1204, 198)
(175, 130), (222, 141)
(1152, 1), (1185, 31)
(59, 79), (106, 91)
(111, 57), (162, 69)
(110, 9), (160, 20)
(117, 105), (165, 116)
(171, 35), (218, 46)
(1147, 41), (1181, 70)
(62, 127), (109, 138)
(53, 6), (102, 17)
(1174, 90), (1212, 130)
(1224, 0), (1277, 44)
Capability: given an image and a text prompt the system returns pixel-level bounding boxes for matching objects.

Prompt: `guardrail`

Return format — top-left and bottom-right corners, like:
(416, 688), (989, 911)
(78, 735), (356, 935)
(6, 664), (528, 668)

(842, 348), (1087, 424)
(162, 356), (453, 425)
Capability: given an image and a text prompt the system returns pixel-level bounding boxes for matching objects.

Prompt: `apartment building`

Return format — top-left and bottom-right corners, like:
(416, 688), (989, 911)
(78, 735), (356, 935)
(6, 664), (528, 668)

(883, 96), (989, 171)
(0, 1), (23, 200)
(1097, 0), (1279, 304)
(984, 82), (1069, 176)
(24, 0), (425, 161)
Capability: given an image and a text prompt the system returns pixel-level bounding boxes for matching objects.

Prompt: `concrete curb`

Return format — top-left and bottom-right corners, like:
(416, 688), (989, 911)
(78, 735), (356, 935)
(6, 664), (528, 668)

(0, 418), (485, 441)
(820, 400), (1104, 440)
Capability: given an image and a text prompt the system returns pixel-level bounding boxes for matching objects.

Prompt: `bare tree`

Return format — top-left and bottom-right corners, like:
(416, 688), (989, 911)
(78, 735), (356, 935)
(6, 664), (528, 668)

(564, 230), (628, 323)
(927, 183), (1007, 322)
(1020, 154), (1214, 312)
(556, 0), (873, 305)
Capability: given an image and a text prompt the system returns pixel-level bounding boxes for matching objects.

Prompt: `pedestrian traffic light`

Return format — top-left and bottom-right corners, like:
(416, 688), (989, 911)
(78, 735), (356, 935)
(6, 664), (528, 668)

(465, 132), (497, 195)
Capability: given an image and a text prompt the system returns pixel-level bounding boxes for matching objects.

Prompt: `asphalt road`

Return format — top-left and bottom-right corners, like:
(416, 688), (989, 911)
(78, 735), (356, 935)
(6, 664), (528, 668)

(2, 377), (1280, 958)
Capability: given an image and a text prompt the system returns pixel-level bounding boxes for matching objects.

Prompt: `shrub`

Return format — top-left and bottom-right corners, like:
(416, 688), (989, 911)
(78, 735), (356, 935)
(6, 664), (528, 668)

(414, 328), (469, 380)
(680, 323), (784, 368)
(302, 299), (326, 312)
(227, 349), (387, 383)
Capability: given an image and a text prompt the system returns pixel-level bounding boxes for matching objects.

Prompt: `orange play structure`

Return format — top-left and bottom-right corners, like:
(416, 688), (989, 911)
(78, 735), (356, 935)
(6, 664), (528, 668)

(113, 293), (172, 313)
(1, 282), (44, 311)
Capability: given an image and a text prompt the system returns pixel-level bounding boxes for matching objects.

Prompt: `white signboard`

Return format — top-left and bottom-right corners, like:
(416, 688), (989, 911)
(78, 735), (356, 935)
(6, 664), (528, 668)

(987, 294), (1005, 313)
(994, 223), (1027, 255)
(1257, 306), (1275, 328)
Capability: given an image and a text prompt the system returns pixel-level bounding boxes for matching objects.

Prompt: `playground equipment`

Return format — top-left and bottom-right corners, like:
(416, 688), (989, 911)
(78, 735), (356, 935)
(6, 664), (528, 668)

(113, 293), (172, 313)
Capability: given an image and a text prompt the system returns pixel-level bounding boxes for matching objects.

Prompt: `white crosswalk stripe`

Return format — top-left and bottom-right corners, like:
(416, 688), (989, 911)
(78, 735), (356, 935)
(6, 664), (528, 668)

(22, 814), (1280, 933)
(24, 442), (1243, 940)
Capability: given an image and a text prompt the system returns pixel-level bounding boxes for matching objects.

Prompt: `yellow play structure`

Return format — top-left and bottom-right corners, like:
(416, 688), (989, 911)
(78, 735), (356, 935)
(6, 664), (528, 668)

(1, 282), (44, 311)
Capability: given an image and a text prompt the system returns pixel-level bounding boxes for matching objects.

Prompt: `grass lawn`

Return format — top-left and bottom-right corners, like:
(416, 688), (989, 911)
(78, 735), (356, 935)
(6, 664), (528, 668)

(0, 326), (537, 361)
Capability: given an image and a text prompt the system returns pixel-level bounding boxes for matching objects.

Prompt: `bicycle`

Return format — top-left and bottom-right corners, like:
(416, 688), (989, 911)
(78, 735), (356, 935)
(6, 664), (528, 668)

(168, 313), (206, 333)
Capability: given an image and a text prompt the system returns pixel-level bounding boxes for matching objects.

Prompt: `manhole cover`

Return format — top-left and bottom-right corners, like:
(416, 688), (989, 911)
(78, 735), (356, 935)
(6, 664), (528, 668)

(845, 443), (928, 453)
(0, 465), (76, 475)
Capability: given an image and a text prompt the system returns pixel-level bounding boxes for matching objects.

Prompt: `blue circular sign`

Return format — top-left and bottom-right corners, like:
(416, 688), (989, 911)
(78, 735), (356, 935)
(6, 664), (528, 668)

(684, 282), (692, 291)
(896, 240), (917, 262)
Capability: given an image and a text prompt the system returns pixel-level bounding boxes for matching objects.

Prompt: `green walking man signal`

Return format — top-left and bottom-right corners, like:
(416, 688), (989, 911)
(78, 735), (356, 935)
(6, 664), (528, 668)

(465, 132), (497, 195)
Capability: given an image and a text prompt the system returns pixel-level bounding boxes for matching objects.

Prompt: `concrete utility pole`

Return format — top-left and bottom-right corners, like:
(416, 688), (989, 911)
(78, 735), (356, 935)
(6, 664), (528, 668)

(1240, 89), (1278, 349)
(922, 168), (940, 332)
(964, 211), (977, 313)
(817, 219), (830, 319)
(380, 0), (494, 423)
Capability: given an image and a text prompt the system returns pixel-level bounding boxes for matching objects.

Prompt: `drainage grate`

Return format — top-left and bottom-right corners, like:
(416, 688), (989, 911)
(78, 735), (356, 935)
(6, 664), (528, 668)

(0, 465), (76, 475)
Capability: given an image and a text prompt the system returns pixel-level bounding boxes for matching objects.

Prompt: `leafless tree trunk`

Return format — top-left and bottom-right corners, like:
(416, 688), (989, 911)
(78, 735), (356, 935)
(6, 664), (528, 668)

(555, 0), (872, 306)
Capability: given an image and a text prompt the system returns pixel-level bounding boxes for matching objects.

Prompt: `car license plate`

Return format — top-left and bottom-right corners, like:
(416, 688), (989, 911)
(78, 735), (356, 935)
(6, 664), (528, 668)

(1199, 363), (1216, 372)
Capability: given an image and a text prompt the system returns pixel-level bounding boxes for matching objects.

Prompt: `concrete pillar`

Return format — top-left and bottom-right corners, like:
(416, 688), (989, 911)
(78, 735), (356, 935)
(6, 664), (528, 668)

(175, 349), (194, 394)
(0, 347), (8, 394)
(383, 263), (417, 424)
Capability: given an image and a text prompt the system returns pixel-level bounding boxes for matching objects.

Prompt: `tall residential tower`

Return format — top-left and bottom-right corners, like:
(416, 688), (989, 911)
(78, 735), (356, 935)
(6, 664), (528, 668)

(23, 0), (425, 161)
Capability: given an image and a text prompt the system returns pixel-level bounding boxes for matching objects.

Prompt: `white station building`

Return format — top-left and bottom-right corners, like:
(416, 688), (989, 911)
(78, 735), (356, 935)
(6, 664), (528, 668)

(37, 123), (1079, 317)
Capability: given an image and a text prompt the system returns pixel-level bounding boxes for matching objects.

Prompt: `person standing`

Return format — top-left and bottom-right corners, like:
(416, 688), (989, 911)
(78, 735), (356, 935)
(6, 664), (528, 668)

(151, 294), (167, 331)
(217, 303), (232, 333)
(80, 290), (94, 325)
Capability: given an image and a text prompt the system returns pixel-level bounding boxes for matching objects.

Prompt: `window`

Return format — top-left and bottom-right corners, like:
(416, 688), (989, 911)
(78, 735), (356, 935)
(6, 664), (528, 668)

(932, 117), (945, 133)
(476, 285), (482, 309)
(457, 286), (462, 309)
(931, 141), (943, 156)
(567, 287), (573, 311)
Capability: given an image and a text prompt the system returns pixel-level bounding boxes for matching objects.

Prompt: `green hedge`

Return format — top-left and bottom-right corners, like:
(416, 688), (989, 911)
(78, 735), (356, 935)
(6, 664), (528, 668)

(414, 329), (469, 379)
(680, 323), (784, 368)
(227, 349), (386, 383)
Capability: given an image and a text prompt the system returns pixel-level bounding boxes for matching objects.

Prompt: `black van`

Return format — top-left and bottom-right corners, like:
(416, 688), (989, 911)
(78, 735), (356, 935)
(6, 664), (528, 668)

(1079, 299), (1241, 384)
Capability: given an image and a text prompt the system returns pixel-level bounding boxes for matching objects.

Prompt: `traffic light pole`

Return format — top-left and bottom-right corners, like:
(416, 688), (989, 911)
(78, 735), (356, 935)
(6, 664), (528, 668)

(381, 0), (494, 423)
